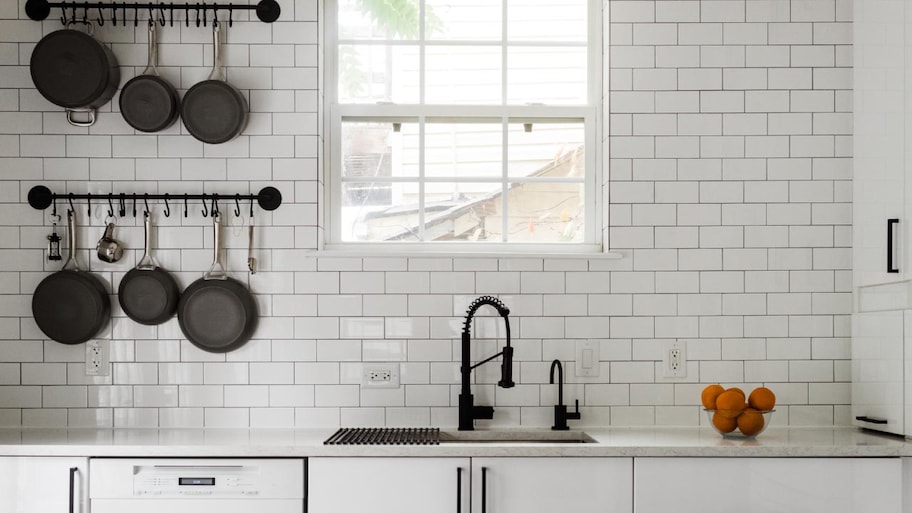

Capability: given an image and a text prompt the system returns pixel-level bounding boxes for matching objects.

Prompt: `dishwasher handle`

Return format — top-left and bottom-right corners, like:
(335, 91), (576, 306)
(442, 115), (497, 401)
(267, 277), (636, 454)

(481, 466), (487, 513)
(68, 467), (78, 513)
(456, 467), (462, 513)
(888, 218), (900, 273)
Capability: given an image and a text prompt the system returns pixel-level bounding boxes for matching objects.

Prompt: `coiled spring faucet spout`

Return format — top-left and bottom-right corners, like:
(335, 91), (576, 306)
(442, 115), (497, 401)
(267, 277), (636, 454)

(459, 296), (514, 431)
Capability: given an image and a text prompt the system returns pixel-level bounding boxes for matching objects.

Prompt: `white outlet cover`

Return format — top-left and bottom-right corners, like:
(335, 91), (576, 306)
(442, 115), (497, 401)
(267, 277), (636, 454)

(661, 340), (686, 378)
(362, 363), (400, 389)
(85, 339), (110, 376)
(575, 340), (599, 377)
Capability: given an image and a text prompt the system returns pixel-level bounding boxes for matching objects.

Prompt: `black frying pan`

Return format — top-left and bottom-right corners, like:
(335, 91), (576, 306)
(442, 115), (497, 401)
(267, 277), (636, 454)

(180, 20), (248, 144)
(32, 210), (110, 344)
(177, 213), (257, 352)
(30, 21), (120, 127)
(120, 22), (179, 133)
(119, 213), (180, 325)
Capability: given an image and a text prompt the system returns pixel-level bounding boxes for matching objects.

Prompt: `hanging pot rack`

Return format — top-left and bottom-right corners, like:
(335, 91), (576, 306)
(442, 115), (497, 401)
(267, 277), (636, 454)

(27, 185), (282, 218)
(25, 0), (281, 26)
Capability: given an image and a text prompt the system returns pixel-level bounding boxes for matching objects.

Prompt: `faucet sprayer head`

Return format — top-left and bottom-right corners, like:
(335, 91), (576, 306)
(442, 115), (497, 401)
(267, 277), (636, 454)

(498, 345), (515, 388)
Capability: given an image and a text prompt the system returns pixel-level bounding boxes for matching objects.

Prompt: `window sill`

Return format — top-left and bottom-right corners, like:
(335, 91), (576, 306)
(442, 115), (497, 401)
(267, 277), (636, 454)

(309, 246), (625, 259)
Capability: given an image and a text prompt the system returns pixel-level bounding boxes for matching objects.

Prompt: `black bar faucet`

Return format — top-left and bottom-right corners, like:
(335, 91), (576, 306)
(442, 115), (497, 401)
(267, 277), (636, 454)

(458, 296), (515, 431)
(549, 359), (581, 430)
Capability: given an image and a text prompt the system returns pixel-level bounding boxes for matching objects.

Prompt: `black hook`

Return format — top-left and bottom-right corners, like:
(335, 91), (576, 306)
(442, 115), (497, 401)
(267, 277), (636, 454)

(203, 4), (208, 27)
(201, 196), (209, 217)
(185, 4), (189, 26)
(143, 193), (150, 216)
(159, 6), (166, 26)
(211, 195), (219, 217)
(82, 3), (88, 24)
(195, 4), (201, 27)
(118, 193), (126, 217)
(249, 197), (254, 217)
(234, 194), (241, 217)
(183, 194), (188, 217)
(59, 1), (66, 25)
(97, 6), (104, 25)
(107, 196), (114, 218)
(148, 5), (154, 25)
(67, 193), (75, 215)
(86, 192), (91, 218)
(228, 3), (233, 27)
(132, 195), (137, 217)
(111, 4), (116, 25)
(164, 194), (171, 217)
(134, 5), (139, 27)
(52, 196), (58, 218)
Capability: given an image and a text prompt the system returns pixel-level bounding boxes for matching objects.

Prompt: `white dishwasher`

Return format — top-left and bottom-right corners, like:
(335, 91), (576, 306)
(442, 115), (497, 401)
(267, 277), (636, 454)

(89, 458), (305, 513)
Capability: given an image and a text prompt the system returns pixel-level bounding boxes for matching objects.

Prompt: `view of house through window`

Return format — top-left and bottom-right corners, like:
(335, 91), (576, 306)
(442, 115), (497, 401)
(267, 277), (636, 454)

(328, 0), (598, 246)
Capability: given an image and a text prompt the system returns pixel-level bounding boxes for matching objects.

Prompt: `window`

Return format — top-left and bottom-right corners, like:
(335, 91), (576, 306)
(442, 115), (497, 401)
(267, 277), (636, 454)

(326, 0), (601, 251)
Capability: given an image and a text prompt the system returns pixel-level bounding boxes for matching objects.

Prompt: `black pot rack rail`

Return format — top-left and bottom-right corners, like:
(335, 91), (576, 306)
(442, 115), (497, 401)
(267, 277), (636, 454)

(25, 0), (281, 26)
(27, 185), (282, 218)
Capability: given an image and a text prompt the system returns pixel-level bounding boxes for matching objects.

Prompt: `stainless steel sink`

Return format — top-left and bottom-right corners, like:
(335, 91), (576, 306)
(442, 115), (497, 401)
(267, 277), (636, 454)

(439, 430), (595, 444)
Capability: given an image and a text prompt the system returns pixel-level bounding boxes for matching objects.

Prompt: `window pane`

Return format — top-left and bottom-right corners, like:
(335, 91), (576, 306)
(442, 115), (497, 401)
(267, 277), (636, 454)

(425, 122), (502, 178)
(425, 0), (502, 40)
(424, 182), (503, 241)
(505, 181), (585, 242)
(507, 47), (587, 104)
(339, 0), (420, 40)
(426, 46), (502, 104)
(507, 0), (587, 42)
(341, 181), (409, 241)
(338, 45), (420, 103)
(508, 122), (585, 178)
(341, 120), (419, 179)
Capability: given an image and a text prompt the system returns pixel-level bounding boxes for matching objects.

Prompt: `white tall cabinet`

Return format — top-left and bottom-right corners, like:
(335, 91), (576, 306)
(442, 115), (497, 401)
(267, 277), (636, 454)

(0, 457), (88, 513)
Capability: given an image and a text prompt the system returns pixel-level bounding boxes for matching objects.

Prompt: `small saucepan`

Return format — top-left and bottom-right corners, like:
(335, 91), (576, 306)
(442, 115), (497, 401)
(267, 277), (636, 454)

(119, 213), (180, 325)
(181, 20), (248, 144)
(119, 21), (180, 132)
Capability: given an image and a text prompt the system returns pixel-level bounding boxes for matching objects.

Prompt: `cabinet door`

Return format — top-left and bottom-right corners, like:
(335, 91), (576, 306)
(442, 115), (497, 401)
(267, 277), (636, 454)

(852, 310), (905, 435)
(472, 457), (632, 513)
(854, 0), (907, 287)
(0, 457), (88, 513)
(308, 457), (470, 513)
(635, 457), (901, 513)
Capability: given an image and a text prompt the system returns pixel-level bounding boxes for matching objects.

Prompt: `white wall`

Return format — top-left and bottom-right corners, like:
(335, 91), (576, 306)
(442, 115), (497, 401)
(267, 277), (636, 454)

(0, 0), (852, 428)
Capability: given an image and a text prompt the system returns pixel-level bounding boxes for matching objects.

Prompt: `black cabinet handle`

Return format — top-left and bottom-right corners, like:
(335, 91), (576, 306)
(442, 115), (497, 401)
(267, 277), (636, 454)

(481, 466), (488, 513)
(456, 467), (462, 513)
(856, 415), (888, 425)
(68, 467), (78, 513)
(888, 218), (900, 273)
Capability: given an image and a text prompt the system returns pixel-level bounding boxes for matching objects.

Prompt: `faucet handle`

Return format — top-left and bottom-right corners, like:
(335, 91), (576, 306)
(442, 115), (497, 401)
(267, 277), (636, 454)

(567, 399), (581, 421)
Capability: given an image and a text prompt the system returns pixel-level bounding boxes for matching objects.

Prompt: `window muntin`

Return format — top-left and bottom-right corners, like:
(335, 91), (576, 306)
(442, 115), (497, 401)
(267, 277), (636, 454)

(328, 0), (600, 249)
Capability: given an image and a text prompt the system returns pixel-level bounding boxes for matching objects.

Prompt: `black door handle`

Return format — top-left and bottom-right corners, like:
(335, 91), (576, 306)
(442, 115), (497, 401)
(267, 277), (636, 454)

(481, 466), (488, 513)
(856, 415), (888, 425)
(888, 218), (900, 273)
(68, 467), (78, 513)
(456, 467), (462, 513)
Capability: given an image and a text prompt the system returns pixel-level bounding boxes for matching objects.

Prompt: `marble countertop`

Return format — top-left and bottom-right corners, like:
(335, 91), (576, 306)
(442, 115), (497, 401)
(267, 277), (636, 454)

(0, 426), (907, 458)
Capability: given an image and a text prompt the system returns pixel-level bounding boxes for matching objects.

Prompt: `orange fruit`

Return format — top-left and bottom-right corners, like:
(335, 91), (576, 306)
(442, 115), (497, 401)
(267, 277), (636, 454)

(748, 387), (776, 411)
(712, 411), (737, 433)
(737, 408), (765, 436)
(714, 390), (746, 418)
(701, 384), (725, 409)
(727, 387), (745, 400)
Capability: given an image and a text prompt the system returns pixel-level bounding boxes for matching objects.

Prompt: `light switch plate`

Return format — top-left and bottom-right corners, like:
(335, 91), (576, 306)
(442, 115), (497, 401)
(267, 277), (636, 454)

(575, 340), (599, 377)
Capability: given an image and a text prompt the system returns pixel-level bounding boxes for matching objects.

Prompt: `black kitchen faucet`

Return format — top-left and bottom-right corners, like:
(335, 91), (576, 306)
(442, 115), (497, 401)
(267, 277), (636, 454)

(549, 359), (581, 430)
(458, 296), (515, 431)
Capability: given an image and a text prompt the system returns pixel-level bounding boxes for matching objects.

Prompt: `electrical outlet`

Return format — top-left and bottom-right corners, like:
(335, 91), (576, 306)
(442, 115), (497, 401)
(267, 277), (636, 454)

(662, 341), (686, 378)
(362, 363), (400, 389)
(85, 340), (109, 376)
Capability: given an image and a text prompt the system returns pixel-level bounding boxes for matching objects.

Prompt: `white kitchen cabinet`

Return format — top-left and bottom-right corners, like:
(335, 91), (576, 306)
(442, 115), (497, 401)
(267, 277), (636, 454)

(635, 457), (902, 513)
(308, 457), (632, 513)
(852, 309), (907, 435)
(854, 0), (910, 287)
(472, 457), (632, 513)
(308, 457), (470, 513)
(0, 457), (88, 513)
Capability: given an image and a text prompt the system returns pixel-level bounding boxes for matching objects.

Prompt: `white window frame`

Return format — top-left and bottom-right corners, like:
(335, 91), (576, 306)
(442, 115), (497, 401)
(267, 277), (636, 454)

(323, 0), (604, 254)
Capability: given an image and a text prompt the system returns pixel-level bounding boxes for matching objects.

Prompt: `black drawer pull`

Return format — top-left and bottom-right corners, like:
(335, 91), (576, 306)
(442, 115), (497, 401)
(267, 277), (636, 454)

(856, 415), (888, 425)
(888, 218), (900, 273)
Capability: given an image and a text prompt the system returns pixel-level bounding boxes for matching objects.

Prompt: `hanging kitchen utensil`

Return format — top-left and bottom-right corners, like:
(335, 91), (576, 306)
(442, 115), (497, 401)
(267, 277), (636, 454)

(119, 213), (180, 325)
(32, 210), (111, 344)
(119, 19), (180, 132)
(46, 213), (62, 261)
(29, 20), (120, 127)
(247, 215), (256, 274)
(96, 221), (123, 263)
(177, 213), (257, 352)
(180, 19), (248, 144)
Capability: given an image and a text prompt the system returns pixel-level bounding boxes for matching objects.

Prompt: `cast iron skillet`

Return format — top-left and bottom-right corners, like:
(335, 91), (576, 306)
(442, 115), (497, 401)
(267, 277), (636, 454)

(30, 21), (120, 127)
(32, 210), (110, 344)
(119, 213), (180, 325)
(177, 213), (257, 352)
(120, 21), (179, 133)
(180, 20), (248, 144)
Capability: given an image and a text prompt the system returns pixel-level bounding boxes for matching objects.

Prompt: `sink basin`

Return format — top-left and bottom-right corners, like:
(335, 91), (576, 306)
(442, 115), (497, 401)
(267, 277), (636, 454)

(439, 430), (595, 444)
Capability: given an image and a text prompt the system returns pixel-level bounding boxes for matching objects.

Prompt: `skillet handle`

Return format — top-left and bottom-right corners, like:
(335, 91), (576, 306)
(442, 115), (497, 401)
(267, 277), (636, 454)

(205, 213), (227, 280)
(208, 20), (225, 82)
(62, 210), (81, 272)
(66, 109), (96, 127)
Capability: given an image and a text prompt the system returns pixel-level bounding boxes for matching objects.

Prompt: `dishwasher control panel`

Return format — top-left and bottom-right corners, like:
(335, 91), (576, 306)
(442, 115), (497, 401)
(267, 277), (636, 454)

(134, 465), (260, 497)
